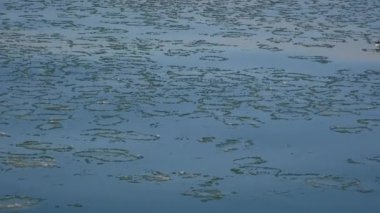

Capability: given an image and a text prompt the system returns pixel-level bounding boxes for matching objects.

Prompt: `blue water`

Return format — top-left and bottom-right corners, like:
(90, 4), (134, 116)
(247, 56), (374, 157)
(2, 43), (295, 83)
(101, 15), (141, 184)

(0, 0), (379, 212)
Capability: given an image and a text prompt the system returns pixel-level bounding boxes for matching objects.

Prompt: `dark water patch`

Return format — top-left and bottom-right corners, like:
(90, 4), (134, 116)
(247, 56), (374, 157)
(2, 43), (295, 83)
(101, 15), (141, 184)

(329, 125), (371, 134)
(277, 172), (374, 193)
(124, 131), (161, 141)
(93, 114), (125, 126)
(81, 128), (127, 142)
(32, 103), (74, 112)
(1, 61), (379, 134)
(117, 169), (229, 202)
(357, 119), (380, 128)
(222, 115), (264, 127)
(367, 156), (380, 163)
(198, 136), (216, 143)
(346, 158), (362, 164)
(267, 37), (292, 44)
(233, 156), (267, 166)
(288, 55), (331, 64)
(230, 155), (281, 176)
(236, 166), (281, 176)
(211, 31), (255, 38)
(293, 42), (335, 48)
(376, 177), (380, 185)
(184, 40), (237, 48)
(84, 101), (121, 112)
(199, 55), (228, 62)
(271, 27), (298, 37)
(362, 48), (380, 53)
(277, 172), (320, 181)
(2, 108), (35, 119)
(73, 148), (143, 163)
(216, 138), (254, 152)
(257, 43), (283, 52)
(71, 85), (112, 97)
(165, 49), (195, 57)
(27, 113), (72, 122)
(36, 120), (63, 131)
(198, 176), (224, 187)
(67, 203), (83, 208)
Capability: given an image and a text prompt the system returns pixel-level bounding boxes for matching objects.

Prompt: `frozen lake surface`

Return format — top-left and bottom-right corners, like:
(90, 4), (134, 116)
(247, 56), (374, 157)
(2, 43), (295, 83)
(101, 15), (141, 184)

(0, 0), (379, 212)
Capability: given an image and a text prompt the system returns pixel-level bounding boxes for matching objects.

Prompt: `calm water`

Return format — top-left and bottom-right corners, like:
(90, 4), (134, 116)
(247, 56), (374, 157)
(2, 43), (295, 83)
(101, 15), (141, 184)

(0, 0), (379, 212)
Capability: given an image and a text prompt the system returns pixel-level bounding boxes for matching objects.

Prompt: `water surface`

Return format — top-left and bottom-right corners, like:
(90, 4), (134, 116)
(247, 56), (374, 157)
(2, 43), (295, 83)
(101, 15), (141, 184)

(0, 0), (379, 212)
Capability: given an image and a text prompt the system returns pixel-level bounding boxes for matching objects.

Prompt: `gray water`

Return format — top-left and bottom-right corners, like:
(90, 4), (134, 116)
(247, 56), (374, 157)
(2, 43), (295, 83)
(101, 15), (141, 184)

(0, 0), (379, 212)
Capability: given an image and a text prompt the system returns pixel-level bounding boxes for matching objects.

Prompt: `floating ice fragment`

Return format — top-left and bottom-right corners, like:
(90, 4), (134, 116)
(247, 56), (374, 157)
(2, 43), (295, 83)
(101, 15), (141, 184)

(16, 141), (73, 152)
(175, 171), (203, 179)
(36, 120), (63, 130)
(198, 136), (216, 143)
(330, 125), (371, 134)
(305, 175), (361, 191)
(199, 55), (228, 61)
(119, 171), (171, 183)
(67, 203), (83, 208)
(73, 148), (143, 162)
(182, 188), (225, 202)
(0, 132), (10, 138)
(233, 156), (267, 166)
(199, 177), (223, 187)
(367, 156), (380, 163)
(0, 195), (43, 210)
(0, 153), (57, 168)
(346, 158), (362, 164)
